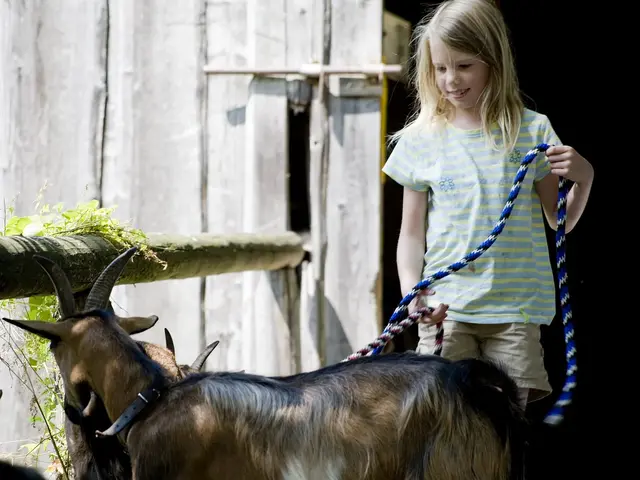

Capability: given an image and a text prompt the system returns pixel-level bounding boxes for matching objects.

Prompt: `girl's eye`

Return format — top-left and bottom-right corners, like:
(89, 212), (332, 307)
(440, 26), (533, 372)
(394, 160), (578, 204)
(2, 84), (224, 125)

(436, 66), (446, 73)
(458, 64), (471, 69)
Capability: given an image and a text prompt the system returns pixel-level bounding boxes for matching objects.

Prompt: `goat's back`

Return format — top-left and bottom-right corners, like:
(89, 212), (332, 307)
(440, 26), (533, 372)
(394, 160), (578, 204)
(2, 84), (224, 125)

(129, 352), (526, 480)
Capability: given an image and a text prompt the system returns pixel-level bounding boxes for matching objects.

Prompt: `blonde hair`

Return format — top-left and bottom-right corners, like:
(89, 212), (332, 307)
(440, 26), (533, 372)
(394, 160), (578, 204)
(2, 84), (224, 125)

(391, 0), (523, 152)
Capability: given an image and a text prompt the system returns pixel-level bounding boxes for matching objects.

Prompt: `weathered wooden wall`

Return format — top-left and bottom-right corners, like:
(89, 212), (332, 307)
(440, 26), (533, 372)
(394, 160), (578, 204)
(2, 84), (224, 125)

(0, 0), (384, 469)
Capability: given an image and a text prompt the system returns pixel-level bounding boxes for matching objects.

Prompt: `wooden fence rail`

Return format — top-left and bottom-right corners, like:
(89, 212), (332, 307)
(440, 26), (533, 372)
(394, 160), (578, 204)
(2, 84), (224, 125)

(0, 232), (305, 300)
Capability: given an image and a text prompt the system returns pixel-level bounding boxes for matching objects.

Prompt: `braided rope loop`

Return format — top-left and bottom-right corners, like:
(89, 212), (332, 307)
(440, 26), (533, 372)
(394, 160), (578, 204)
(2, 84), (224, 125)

(543, 176), (576, 425)
(344, 142), (577, 425)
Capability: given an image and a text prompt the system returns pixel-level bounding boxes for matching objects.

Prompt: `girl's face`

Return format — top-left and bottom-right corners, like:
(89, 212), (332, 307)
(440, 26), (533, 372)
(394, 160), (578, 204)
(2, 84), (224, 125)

(430, 36), (490, 116)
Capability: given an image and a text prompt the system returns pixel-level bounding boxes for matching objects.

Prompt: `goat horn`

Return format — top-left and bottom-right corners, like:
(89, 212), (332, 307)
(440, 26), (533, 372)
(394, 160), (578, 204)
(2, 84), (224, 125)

(191, 340), (219, 371)
(164, 328), (176, 356)
(84, 247), (137, 311)
(33, 255), (77, 320)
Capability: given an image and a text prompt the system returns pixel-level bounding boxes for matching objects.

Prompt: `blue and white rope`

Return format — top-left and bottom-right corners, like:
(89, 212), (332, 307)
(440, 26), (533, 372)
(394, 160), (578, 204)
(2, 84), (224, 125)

(543, 175), (576, 425)
(345, 143), (577, 426)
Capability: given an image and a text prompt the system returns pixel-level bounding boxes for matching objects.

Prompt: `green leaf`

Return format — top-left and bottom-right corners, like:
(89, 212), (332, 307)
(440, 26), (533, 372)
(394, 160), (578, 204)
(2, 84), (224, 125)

(4, 216), (32, 235)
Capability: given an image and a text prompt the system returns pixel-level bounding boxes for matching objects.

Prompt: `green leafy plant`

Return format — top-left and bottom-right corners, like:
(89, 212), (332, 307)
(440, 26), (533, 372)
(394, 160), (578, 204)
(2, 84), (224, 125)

(0, 188), (163, 478)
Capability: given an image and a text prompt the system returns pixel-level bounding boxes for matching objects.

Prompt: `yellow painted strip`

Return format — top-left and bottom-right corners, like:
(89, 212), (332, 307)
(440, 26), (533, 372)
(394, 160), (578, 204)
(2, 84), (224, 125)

(378, 56), (389, 330)
(380, 58), (388, 185)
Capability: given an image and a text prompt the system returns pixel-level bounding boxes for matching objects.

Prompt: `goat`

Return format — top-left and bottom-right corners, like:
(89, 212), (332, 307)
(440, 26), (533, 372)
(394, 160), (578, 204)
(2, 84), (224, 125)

(29, 253), (218, 480)
(0, 460), (46, 480)
(4, 247), (527, 480)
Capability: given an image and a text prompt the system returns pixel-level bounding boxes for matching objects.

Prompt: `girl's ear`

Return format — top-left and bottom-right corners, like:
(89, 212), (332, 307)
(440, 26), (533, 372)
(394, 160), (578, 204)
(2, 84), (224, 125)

(117, 315), (159, 335)
(1, 318), (68, 342)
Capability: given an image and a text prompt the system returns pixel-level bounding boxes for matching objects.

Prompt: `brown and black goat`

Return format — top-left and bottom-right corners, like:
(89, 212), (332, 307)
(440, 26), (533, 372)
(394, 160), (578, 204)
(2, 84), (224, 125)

(4, 247), (528, 480)
(29, 253), (218, 480)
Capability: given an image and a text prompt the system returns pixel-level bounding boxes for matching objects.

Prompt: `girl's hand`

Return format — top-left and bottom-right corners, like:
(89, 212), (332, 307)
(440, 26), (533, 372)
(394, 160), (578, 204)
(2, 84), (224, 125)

(545, 145), (594, 184)
(408, 288), (449, 324)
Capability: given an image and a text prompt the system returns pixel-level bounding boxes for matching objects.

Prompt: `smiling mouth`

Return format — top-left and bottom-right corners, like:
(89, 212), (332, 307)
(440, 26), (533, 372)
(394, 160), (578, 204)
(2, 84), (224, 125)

(449, 88), (470, 99)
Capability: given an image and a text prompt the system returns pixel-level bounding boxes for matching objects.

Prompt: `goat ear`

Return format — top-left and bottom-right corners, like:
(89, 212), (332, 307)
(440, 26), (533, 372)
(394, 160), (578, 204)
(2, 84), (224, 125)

(117, 315), (159, 335)
(1, 318), (68, 342)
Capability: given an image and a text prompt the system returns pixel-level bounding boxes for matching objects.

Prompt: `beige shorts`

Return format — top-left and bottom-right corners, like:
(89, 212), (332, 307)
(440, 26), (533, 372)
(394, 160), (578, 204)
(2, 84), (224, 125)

(416, 320), (551, 402)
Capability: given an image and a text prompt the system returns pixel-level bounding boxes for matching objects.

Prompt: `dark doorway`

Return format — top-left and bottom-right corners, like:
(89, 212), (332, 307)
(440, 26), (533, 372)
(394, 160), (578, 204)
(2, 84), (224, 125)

(381, 1), (606, 478)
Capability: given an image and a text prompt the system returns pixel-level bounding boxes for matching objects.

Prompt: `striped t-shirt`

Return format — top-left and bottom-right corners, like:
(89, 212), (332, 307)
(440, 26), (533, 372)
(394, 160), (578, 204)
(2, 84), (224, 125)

(382, 108), (560, 325)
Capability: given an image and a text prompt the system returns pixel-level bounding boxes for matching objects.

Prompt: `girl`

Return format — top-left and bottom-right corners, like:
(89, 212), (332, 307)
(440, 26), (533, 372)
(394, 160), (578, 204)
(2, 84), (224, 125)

(382, 0), (594, 408)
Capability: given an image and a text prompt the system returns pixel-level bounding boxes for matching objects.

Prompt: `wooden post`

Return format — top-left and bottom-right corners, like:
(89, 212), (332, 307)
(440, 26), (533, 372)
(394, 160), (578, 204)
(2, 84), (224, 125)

(0, 232), (305, 300)
(283, 0), (321, 373)
(306, 0), (331, 368)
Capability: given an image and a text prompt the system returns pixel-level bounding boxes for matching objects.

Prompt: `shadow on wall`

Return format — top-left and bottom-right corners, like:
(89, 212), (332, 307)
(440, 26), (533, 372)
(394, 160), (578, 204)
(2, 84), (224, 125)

(300, 274), (351, 366)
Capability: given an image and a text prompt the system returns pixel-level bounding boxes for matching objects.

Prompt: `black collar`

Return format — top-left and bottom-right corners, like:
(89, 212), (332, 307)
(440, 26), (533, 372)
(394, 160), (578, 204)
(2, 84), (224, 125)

(94, 383), (164, 441)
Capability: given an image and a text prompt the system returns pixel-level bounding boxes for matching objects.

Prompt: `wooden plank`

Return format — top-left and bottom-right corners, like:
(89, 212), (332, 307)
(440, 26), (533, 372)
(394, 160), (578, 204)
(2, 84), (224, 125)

(101, 0), (204, 366)
(323, 0), (383, 363)
(299, 259), (322, 370)
(305, 0), (331, 368)
(285, 266), (302, 373)
(203, 0), (250, 373)
(0, 0), (107, 463)
(0, 0), (105, 218)
(242, 0), (291, 376)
